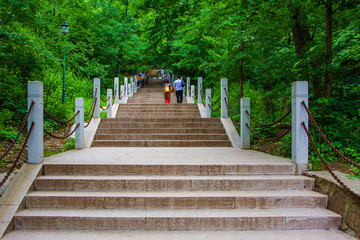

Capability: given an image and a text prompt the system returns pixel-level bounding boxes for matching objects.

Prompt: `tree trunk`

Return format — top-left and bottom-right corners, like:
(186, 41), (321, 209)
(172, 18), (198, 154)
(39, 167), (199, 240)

(324, 0), (333, 98)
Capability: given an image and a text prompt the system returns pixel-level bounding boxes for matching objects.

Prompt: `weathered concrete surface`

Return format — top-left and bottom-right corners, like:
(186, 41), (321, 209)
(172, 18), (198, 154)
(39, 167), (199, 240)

(1, 229), (357, 240)
(306, 171), (360, 238)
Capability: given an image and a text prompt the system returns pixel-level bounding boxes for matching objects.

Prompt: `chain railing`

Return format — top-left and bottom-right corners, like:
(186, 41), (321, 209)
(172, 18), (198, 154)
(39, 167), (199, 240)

(301, 122), (360, 200)
(84, 97), (98, 128)
(44, 123), (80, 139)
(224, 98), (241, 126)
(302, 101), (360, 169)
(245, 109), (291, 142)
(0, 101), (35, 162)
(100, 95), (110, 102)
(0, 121), (35, 191)
(224, 89), (240, 114)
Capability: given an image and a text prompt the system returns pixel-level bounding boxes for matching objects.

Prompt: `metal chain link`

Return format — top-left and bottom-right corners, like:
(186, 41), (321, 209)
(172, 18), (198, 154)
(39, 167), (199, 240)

(85, 88), (98, 117)
(44, 109), (80, 124)
(0, 122), (35, 189)
(301, 101), (360, 169)
(100, 104), (110, 111)
(246, 123), (291, 142)
(301, 122), (360, 200)
(100, 95), (110, 102)
(208, 103), (221, 112)
(0, 101), (35, 162)
(209, 96), (221, 104)
(84, 98), (97, 128)
(224, 89), (240, 114)
(44, 123), (80, 139)
(245, 110), (291, 127)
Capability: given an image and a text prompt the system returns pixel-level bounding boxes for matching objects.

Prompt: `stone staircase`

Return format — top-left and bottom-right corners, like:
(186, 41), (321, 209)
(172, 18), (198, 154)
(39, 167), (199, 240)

(92, 78), (231, 147)
(5, 77), (345, 239)
(13, 148), (341, 232)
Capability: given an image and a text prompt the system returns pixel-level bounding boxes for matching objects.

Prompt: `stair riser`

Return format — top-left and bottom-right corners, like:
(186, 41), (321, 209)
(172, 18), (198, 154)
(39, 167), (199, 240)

(34, 179), (314, 191)
(14, 215), (340, 231)
(91, 140), (232, 147)
(99, 123), (222, 128)
(96, 129), (227, 134)
(25, 195), (327, 209)
(103, 118), (219, 123)
(43, 164), (296, 175)
(94, 134), (229, 141)
(115, 114), (201, 118)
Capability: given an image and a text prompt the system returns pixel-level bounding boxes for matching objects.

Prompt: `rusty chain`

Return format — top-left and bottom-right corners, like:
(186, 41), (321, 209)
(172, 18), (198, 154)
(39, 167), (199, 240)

(0, 122), (35, 189)
(301, 101), (360, 169)
(200, 90), (206, 107)
(224, 89), (240, 114)
(209, 96), (221, 104)
(208, 103), (221, 112)
(0, 101), (35, 162)
(301, 122), (360, 200)
(44, 123), (80, 139)
(246, 110), (291, 127)
(100, 95), (110, 102)
(224, 99), (241, 126)
(100, 104), (110, 111)
(246, 123), (291, 142)
(44, 109), (80, 124)
(85, 88), (98, 117)
(84, 97), (97, 128)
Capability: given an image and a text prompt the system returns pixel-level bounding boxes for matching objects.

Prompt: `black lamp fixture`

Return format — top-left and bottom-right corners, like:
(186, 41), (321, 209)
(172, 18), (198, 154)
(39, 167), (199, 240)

(61, 21), (69, 35)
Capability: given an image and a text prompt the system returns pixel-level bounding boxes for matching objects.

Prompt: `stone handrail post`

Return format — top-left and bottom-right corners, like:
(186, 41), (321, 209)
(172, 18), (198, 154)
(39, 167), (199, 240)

(124, 77), (128, 98)
(191, 85), (195, 103)
(186, 77), (190, 98)
(221, 78), (228, 118)
(28, 81), (43, 164)
(128, 83), (131, 97)
(292, 81), (309, 173)
(75, 98), (84, 149)
(107, 89), (112, 118)
(133, 76), (137, 94)
(120, 85), (125, 103)
(206, 89), (211, 118)
(129, 77), (133, 97)
(93, 78), (100, 118)
(240, 98), (250, 149)
(114, 77), (119, 104)
(198, 77), (203, 104)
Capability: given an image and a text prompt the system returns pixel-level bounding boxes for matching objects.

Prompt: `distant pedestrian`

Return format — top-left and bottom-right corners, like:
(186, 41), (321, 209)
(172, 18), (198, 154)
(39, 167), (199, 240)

(141, 71), (146, 86)
(173, 76), (185, 103)
(163, 79), (173, 104)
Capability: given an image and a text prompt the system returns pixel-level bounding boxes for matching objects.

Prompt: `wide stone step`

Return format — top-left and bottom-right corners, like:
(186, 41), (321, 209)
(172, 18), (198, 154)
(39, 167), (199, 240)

(105, 118), (217, 122)
(25, 190), (327, 209)
(96, 128), (227, 134)
(117, 109), (199, 113)
(91, 140), (232, 147)
(14, 208), (341, 230)
(98, 122), (222, 128)
(2, 229), (355, 240)
(43, 163), (296, 175)
(115, 113), (200, 118)
(94, 134), (229, 141)
(34, 175), (314, 191)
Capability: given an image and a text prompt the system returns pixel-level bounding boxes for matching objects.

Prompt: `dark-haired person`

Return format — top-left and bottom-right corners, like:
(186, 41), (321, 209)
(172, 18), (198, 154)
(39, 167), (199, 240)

(173, 76), (186, 103)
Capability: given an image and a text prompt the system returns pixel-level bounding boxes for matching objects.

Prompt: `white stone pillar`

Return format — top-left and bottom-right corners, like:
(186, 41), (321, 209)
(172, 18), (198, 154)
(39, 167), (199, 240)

(93, 78), (100, 118)
(28, 81), (43, 164)
(124, 77), (128, 97)
(107, 89), (112, 118)
(187, 77), (190, 98)
(198, 77), (203, 104)
(129, 77), (134, 97)
(120, 85), (125, 103)
(182, 77), (185, 97)
(75, 98), (84, 149)
(240, 98), (250, 149)
(133, 76), (137, 93)
(191, 85), (195, 103)
(221, 78), (228, 118)
(206, 89), (211, 118)
(292, 81), (309, 173)
(128, 83), (132, 97)
(114, 77), (119, 104)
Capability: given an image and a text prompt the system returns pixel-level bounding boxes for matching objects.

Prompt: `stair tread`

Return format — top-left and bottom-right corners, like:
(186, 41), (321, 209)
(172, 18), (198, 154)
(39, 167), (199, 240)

(27, 190), (325, 198)
(15, 208), (340, 218)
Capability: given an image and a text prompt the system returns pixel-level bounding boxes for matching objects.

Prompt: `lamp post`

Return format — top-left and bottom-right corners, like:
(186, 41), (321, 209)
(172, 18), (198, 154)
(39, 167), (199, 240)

(61, 21), (69, 103)
(117, 56), (121, 77)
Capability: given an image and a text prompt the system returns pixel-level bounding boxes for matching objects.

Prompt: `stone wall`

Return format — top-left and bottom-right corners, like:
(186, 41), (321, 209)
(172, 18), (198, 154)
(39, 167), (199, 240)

(306, 171), (360, 238)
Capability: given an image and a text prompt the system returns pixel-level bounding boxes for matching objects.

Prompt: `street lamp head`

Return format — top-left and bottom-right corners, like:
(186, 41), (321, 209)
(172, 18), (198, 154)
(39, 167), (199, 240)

(118, 56), (121, 62)
(61, 21), (69, 35)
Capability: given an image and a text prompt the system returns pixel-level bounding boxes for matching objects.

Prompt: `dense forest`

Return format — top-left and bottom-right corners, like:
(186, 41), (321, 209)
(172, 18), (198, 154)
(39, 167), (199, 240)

(0, 0), (359, 172)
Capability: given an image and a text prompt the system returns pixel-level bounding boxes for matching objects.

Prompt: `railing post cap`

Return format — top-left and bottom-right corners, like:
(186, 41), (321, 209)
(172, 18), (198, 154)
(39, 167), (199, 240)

(28, 81), (43, 95)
